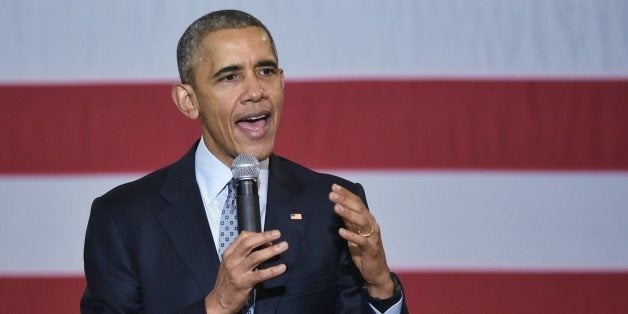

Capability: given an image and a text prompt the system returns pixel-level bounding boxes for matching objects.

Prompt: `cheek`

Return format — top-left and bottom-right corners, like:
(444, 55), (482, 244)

(270, 88), (284, 109)
(274, 98), (285, 119)
(200, 108), (234, 139)
(200, 98), (236, 130)
(274, 105), (284, 122)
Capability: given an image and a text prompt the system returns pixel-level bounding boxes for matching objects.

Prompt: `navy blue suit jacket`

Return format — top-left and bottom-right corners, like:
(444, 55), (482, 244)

(81, 143), (408, 313)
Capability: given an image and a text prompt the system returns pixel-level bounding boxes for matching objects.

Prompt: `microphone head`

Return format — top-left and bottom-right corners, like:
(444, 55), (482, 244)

(231, 154), (261, 180)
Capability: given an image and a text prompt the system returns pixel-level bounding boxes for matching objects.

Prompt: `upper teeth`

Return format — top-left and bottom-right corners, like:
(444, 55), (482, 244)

(247, 115), (265, 121)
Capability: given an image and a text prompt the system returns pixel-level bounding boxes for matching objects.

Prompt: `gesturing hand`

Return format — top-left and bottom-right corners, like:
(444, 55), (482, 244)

(329, 184), (395, 299)
(204, 230), (288, 313)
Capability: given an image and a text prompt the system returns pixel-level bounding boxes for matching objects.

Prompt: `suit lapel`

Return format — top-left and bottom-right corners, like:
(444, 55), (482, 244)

(157, 142), (220, 296)
(258, 155), (313, 312)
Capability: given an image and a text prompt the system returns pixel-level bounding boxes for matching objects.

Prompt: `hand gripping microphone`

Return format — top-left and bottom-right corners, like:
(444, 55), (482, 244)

(231, 154), (262, 233)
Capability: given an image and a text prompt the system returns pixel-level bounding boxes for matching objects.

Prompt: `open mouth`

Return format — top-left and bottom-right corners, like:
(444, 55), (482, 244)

(236, 112), (271, 135)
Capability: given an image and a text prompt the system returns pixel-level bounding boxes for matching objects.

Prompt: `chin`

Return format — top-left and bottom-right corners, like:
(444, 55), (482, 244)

(251, 150), (272, 161)
(234, 145), (272, 162)
(231, 133), (275, 160)
(255, 145), (275, 161)
(246, 139), (275, 159)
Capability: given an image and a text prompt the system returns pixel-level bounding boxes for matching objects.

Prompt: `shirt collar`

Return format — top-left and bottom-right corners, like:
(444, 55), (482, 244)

(195, 138), (269, 204)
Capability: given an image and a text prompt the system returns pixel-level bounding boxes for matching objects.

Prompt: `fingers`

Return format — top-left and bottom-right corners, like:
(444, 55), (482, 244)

(223, 229), (282, 262)
(329, 184), (367, 214)
(247, 240), (288, 270)
(247, 259), (287, 284)
(333, 203), (371, 228)
(329, 184), (375, 233)
(338, 227), (370, 247)
(221, 230), (288, 285)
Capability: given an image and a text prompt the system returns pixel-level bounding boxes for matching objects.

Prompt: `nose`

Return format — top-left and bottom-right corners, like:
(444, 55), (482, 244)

(243, 76), (266, 103)
(250, 87), (266, 101)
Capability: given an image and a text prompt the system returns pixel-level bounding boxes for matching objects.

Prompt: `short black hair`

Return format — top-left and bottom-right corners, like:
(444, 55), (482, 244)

(176, 10), (278, 85)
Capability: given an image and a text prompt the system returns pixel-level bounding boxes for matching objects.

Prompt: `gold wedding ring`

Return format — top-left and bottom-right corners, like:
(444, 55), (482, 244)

(357, 225), (374, 238)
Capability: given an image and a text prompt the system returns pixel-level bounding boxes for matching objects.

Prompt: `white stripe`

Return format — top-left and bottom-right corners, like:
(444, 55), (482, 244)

(1, 0), (627, 82)
(1, 172), (627, 274)
(330, 170), (628, 271)
(0, 174), (141, 275)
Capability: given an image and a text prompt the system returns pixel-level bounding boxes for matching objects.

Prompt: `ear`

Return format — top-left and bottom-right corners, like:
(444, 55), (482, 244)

(171, 83), (199, 119)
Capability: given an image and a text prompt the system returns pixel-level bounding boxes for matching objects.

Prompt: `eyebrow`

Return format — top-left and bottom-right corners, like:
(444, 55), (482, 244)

(256, 60), (278, 69)
(211, 60), (279, 79)
(212, 65), (243, 79)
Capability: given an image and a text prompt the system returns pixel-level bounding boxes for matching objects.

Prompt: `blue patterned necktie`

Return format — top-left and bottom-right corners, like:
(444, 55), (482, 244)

(218, 180), (238, 258)
(218, 180), (255, 314)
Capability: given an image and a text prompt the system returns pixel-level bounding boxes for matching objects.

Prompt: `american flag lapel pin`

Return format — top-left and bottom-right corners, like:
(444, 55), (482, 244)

(290, 213), (302, 220)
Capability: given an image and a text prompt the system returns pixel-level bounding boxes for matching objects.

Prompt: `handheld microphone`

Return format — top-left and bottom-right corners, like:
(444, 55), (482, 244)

(231, 154), (262, 233)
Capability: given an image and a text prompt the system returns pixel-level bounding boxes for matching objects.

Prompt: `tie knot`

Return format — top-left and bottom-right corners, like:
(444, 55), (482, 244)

(226, 179), (236, 195)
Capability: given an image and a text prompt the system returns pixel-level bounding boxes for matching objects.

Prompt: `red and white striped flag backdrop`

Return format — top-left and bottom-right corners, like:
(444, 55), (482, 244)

(1, 1), (627, 313)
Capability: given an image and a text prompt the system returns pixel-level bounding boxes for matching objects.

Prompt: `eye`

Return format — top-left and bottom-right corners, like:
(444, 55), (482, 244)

(258, 68), (277, 76)
(221, 73), (239, 82)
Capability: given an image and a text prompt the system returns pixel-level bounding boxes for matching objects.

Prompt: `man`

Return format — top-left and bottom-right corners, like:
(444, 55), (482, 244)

(81, 10), (408, 313)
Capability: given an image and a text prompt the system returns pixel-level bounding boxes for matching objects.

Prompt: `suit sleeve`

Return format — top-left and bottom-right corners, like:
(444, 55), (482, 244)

(81, 196), (143, 313)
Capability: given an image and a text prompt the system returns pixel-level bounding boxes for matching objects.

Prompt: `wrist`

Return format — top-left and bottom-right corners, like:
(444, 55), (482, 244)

(365, 270), (395, 298)
(204, 292), (232, 314)
(366, 276), (395, 299)
(363, 273), (403, 312)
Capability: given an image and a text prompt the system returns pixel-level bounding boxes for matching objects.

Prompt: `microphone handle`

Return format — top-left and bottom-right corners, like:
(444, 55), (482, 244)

(235, 179), (261, 233)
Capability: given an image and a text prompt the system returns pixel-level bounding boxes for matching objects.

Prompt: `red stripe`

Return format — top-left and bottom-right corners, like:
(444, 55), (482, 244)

(0, 277), (85, 314)
(397, 271), (628, 314)
(2, 80), (627, 173)
(1, 272), (627, 313)
(0, 84), (198, 174)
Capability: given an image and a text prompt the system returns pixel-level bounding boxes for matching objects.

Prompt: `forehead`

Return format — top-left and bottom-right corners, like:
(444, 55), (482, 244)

(199, 27), (276, 67)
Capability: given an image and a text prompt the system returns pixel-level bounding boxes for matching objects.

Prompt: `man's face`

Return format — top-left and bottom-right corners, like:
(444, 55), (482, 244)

(190, 27), (284, 166)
